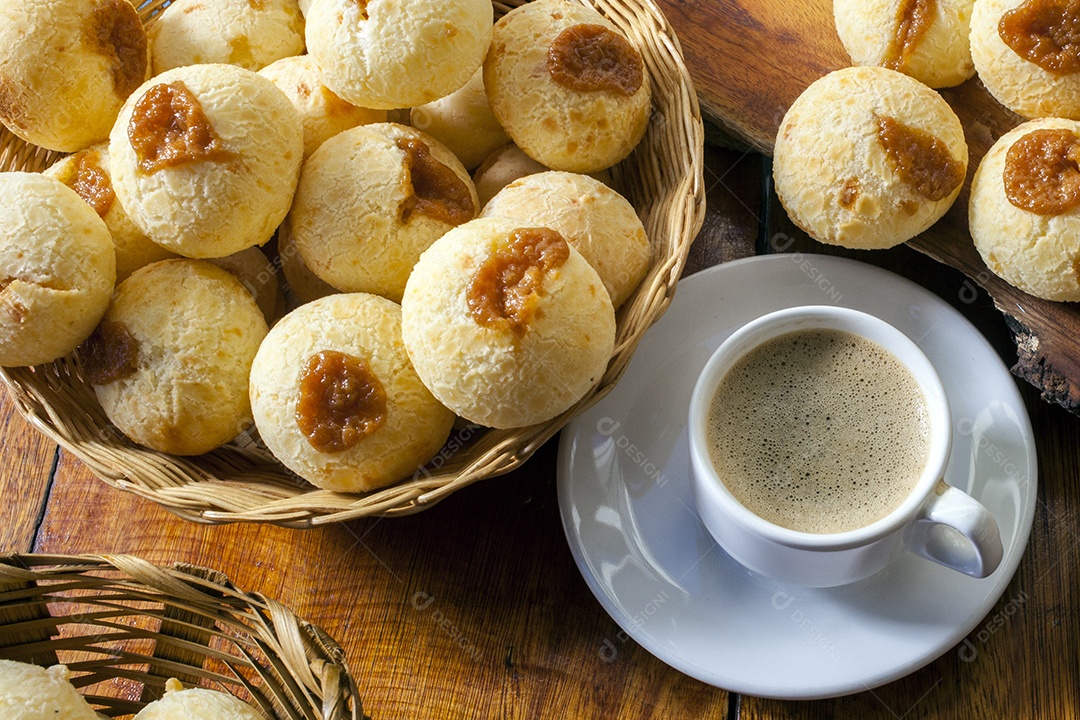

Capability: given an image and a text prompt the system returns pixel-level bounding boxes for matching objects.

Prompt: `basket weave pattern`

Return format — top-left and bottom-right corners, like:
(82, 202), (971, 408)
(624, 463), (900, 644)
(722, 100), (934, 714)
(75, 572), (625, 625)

(0, 0), (705, 526)
(0, 553), (362, 719)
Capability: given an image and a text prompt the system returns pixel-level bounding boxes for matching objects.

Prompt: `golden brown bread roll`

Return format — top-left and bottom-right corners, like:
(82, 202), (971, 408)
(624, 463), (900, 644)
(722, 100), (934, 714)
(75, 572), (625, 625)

(834, 0), (975, 88)
(0, 173), (115, 368)
(971, 0), (1080, 119)
(148, 0), (305, 74)
(0, 0), (149, 152)
(306, 0), (493, 109)
(250, 292), (454, 492)
(484, 0), (652, 173)
(288, 122), (478, 302)
(45, 143), (177, 282)
(481, 171), (650, 308)
(401, 216), (615, 428)
(109, 63), (304, 259)
(0, 660), (101, 720)
(83, 259), (268, 456)
(773, 66), (967, 249)
(969, 117), (1080, 300)
(410, 68), (510, 171)
(259, 54), (387, 159)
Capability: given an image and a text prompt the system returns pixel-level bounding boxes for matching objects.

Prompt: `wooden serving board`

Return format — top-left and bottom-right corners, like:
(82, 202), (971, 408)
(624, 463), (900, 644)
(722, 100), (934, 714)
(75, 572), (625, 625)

(656, 0), (1080, 413)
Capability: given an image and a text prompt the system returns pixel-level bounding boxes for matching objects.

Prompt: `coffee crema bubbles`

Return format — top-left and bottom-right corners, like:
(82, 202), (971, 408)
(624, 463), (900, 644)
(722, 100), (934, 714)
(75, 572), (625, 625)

(705, 328), (931, 534)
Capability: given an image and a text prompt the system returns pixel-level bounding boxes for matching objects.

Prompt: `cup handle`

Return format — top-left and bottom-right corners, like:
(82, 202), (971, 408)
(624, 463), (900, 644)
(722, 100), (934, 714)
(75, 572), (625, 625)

(904, 482), (1004, 578)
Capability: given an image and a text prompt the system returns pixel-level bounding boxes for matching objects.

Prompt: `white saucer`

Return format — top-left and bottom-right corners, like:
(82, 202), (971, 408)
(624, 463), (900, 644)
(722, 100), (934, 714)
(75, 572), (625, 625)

(557, 254), (1037, 699)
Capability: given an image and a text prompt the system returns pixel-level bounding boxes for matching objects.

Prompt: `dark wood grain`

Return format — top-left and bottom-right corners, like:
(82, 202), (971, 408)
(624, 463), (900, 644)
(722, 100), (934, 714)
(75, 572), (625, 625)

(655, 0), (1080, 413)
(0, 389), (57, 551)
(686, 145), (763, 272)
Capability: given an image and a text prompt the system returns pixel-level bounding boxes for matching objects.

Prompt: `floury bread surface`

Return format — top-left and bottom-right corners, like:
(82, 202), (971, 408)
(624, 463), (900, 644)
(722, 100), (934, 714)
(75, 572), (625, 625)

(134, 679), (262, 720)
(148, 0), (305, 74)
(306, 0), (493, 109)
(834, 0), (975, 88)
(260, 55), (387, 159)
(484, 0), (651, 173)
(45, 143), (177, 282)
(249, 293), (454, 493)
(109, 64), (303, 259)
(0, 173), (115, 368)
(0, 660), (102, 720)
(401, 216), (615, 429)
(410, 68), (510, 171)
(473, 145), (551, 208)
(773, 66), (967, 249)
(277, 222), (337, 305)
(207, 247), (284, 324)
(482, 171), (650, 308)
(288, 122), (478, 302)
(971, 0), (1080, 118)
(969, 118), (1080, 301)
(86, 259), (268, 456)
(0, 0), (149, 152)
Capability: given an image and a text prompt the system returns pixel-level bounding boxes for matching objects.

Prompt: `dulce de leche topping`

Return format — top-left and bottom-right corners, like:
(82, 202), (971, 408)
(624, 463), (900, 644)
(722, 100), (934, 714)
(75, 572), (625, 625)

(467, 227), (570, 338)
(87, 0), (148, 98)
(397, 137), (475, 225)
(548, 24), (644, 96)
(876, 116), (965, 201)
(57, 150), (116, 218)
(128, 82), (232, 174)
(883, 0), (937, 72)
(999, 0), (1080, 75)
(79, 320), (140, 386)
(296, 350), (387, 454)
(1004, 127), (1080, 214)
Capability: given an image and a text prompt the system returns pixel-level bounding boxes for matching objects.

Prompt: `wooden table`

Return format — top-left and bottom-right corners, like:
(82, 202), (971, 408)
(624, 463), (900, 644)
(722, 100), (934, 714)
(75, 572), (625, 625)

(3, 141), (1079, 717)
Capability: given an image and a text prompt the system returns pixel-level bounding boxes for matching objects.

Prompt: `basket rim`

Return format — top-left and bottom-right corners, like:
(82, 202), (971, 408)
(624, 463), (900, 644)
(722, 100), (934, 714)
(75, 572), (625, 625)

(0, 0), (707, 527)
(0, 552), (364, 720)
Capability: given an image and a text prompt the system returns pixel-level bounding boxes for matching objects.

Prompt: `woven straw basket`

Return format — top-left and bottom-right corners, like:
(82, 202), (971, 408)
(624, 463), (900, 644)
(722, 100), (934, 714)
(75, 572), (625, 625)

(0, 553), (362, 719)
(0, 0), (705, 526)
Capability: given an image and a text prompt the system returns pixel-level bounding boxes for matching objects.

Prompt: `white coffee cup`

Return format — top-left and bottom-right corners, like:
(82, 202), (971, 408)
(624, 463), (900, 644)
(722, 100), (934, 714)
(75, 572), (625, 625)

(688, 305), (1003, 588)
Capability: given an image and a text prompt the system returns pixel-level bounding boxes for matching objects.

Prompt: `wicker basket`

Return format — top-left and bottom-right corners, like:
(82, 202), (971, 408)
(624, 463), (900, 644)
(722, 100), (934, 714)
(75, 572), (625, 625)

(0, 0), (705, 526)
(0, 553), (362, 719)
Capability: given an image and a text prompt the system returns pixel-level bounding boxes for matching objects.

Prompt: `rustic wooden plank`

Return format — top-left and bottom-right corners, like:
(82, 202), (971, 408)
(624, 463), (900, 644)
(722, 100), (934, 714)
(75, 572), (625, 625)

(655, 0), (1080, 412)
(0, 389), (59, 552)
(686, 143), (762, 272)
(658, 0), (844, 154)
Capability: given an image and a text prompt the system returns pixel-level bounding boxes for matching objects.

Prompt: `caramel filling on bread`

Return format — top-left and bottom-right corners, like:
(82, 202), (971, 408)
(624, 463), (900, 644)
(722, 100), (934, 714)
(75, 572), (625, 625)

(838, 177), (861, 209)
(55, 150), (115, 217)
(548, 24), (644, 96)
(468, 227), (570, 338)
(350, 0), (369, 19)
(1004, 128), (1080, 214)
(79, 320), (140, 386)
(88, 0), (147, 98)
(296, 351), (387, 453)
(1000, 0), (1080, 75)
(883, 0), (936, 72)
(397, 137), (474, 225)
(129, 82), (232, 173)
(876, 116), (964, 201)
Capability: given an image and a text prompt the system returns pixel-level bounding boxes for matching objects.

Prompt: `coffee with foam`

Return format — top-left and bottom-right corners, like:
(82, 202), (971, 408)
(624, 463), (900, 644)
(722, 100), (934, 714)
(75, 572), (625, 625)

(705, 328), (930, 534)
